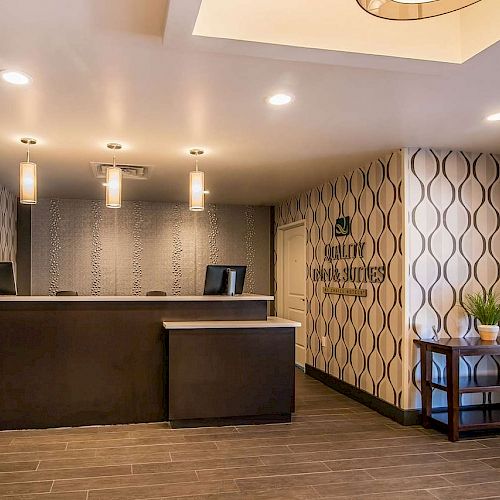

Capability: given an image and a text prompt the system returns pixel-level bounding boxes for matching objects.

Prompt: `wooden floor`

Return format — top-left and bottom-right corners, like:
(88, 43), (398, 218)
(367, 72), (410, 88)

(0, 371), (499, 499)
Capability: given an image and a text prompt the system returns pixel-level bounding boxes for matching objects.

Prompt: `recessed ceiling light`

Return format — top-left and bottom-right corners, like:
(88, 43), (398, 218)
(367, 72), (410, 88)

(267, 94), (293, 106)
(486, 113), (500, 122)
(1, 70), (32, 85)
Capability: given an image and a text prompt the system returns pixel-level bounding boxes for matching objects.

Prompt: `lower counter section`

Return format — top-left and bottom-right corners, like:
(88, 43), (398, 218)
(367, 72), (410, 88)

(0, 297), (270, 430)
(167, 327), (295, 428)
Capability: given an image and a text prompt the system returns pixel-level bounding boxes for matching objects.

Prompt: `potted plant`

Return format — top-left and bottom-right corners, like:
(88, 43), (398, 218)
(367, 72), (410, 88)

(462, 291), (500, 341)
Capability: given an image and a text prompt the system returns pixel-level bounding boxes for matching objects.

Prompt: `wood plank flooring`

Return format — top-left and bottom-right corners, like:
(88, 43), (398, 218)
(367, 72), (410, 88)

(0, 370), (499, 499)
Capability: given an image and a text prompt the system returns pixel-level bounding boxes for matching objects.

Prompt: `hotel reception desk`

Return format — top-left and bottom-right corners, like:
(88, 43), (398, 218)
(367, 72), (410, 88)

(0, 295), (299, 430)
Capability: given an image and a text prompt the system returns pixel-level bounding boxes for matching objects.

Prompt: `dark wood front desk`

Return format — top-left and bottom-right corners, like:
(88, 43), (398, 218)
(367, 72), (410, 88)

(0, 295), (297, 430)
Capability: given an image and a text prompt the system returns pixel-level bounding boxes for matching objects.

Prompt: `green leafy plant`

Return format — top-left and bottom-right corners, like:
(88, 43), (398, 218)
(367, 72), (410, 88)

(462, 291), (500, 326)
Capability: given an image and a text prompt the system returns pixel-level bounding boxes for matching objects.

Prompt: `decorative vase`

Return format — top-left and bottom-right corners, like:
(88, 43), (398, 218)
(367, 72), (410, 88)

(477, 325), (500, 341)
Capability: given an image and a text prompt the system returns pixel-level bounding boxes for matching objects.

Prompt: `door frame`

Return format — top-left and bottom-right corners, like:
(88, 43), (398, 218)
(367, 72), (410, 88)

(276, 219), (306, 318)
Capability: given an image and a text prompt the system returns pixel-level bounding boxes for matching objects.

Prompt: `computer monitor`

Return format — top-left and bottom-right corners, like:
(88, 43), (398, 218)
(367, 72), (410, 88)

(0, 262), (17, 295)
(203, 265), (246, 295)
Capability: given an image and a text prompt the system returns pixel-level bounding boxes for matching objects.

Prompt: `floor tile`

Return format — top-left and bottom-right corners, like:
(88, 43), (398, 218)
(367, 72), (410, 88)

(87, 479), (238, 500)
(323, 452), (446, 471)
(0, 464), (132, 484)
(367, 459), (486, 479)
(428, 481), (500, 499)
(439, 468), (500, 486)
(236, 469), (372, 491)
(198, 461), (330, 481)
(313, 476), (449, 497)
(0, 480), (53, 496)
(132, 456), (263, 474)
(0, 461), (39, 473)
(0, 493), (88, 500)
(52, 470), (197, 492)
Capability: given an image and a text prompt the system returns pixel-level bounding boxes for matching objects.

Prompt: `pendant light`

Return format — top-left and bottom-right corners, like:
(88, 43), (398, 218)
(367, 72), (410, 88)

(189, 148), (206, 212)
(19, 138), (37, 205)
(357, 0), (481, 20)
(106, 143), (122, 208)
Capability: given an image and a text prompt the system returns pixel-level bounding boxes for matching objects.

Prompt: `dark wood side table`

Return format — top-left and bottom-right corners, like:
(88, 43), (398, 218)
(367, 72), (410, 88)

(414, 338), (500, 442)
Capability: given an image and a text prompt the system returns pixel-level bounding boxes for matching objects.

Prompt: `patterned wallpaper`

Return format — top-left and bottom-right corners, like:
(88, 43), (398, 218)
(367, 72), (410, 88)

(31, 199), (270, 296)
(276, 148), (500, 411)
(0, 185), (16, 264)
(405, 149), (500, 409)
(275, 152), (405, 407)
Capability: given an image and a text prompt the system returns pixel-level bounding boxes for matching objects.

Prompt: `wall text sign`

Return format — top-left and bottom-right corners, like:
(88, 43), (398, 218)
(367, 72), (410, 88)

(310, 223), (387, 286)
(324, 287), (367, 297)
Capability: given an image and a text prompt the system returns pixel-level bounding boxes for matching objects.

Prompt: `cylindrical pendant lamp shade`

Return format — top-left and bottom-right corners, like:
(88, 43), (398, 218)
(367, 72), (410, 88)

(19, 161), (37, 205)
(189, 170), (205, 211)
(106, 166), (122, 208)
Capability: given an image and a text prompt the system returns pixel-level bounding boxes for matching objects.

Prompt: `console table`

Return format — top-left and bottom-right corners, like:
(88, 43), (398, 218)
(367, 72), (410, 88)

(414, 338), (500, 441)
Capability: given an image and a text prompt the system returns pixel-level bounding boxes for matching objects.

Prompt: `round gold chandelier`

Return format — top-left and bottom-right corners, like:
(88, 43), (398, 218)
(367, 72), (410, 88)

(357, 0), (482, 20)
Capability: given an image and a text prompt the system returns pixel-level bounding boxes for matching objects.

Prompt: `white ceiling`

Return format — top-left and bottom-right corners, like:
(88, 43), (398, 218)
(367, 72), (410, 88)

(0, 0), (499, 205)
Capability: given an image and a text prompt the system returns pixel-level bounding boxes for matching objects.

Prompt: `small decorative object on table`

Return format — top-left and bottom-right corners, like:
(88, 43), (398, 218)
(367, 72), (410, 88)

(462, 290), (500, 341)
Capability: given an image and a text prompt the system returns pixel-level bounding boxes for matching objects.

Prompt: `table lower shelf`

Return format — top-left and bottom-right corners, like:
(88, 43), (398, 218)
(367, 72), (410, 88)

(431, 374), (500, 393)
(432, 407), (500, 431)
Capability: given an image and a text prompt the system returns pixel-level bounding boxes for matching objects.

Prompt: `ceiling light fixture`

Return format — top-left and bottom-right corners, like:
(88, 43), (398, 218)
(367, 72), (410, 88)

(1, 70), (32, 85)
(486, 113), (500, 122)
(189, 149), (206, 212)
(267, 94), (293, 106)
(106, 143), (123, 209)
(19, 138), (38, 205)
(357, 0), (481, 20)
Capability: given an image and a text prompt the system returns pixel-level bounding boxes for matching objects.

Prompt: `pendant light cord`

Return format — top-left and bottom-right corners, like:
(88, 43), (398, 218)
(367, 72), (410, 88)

(26, 142), (30, 163)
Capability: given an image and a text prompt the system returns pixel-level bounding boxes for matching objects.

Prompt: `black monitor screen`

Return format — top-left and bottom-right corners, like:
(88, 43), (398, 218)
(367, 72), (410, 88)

(203, 265), (246, 295)
(0, 262), (17, 295)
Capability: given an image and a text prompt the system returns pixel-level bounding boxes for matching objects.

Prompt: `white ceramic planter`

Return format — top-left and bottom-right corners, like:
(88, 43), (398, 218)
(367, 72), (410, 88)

(477, 324), (500, 341)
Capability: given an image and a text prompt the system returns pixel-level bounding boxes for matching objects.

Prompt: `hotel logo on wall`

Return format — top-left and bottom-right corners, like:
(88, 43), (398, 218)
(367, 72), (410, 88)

(311, 215), (386, 291)
(335, 216), (350, 236)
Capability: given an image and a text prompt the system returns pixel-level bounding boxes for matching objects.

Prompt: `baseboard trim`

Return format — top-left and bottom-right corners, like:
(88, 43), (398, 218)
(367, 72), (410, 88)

(305, 364), (421, 426)
(170, 414), (291, 429)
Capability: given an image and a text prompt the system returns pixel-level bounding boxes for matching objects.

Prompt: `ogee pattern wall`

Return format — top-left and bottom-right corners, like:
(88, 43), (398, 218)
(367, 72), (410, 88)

(405, 149), (500, 409)
(275, 152), (405, 407)
(31, 199), (271, 296)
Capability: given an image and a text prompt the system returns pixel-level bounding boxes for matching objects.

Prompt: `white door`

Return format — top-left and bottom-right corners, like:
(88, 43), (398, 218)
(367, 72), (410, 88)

(282, 223), (306, 368)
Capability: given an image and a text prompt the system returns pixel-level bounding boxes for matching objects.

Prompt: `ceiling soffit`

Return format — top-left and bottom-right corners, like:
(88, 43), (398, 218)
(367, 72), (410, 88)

(192, 0), (500, 64)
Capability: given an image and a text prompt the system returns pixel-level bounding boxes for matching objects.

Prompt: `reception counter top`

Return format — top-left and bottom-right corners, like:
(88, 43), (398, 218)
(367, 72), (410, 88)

(163, 316), (300, 329)
(0, 294), (274, 302)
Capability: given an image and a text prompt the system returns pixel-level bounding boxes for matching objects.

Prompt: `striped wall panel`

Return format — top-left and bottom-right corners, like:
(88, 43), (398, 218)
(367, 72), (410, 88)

(31, 199), (271, 297)
(0, 185), (16, 264)
(275, 152), (405, 407)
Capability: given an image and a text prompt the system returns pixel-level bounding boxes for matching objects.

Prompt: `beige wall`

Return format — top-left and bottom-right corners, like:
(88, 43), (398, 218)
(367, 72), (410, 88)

(31, 199), (271, 296)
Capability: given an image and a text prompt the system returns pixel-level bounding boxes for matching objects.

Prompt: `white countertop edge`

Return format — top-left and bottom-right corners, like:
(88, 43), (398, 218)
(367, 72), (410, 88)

(0, 294), (274, 302)
(163, 317), (301, 329)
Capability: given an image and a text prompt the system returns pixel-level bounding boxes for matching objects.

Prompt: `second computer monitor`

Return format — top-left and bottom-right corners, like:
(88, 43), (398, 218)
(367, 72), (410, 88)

(203, 265), (246, 295)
